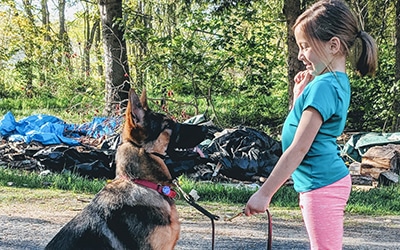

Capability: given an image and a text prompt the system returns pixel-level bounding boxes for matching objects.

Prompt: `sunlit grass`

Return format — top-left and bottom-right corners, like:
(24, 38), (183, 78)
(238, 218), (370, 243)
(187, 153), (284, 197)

(1, 168), (400, 216)
(0, 168), (105, 194)
(0, 97), (103, 124)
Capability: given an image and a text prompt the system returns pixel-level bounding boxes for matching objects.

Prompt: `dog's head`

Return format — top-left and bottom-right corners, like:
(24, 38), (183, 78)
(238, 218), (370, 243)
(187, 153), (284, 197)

(123, 88), (208, 157)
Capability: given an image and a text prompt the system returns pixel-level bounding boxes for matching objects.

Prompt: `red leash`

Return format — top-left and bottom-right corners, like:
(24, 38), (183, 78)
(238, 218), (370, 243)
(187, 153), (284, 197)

(172, 179), (220, 250)
(266, 209), (272, 250)
(173, 177), (272, 249)
(225, 209), (272, 249)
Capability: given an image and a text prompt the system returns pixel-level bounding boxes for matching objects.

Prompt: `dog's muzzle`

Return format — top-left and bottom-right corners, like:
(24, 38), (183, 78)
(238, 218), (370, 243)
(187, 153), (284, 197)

(169, 123), (208, 149)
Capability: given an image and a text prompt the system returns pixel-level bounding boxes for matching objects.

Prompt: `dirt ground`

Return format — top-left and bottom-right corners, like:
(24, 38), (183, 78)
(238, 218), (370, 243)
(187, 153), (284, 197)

(1, 187), (400, 250)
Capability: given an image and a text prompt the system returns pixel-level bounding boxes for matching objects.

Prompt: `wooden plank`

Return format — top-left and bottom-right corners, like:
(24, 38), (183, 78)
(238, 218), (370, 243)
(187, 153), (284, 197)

(362, 146), (394, 169)
(361, 144), (400, 179)
(360, 166), (388, 179)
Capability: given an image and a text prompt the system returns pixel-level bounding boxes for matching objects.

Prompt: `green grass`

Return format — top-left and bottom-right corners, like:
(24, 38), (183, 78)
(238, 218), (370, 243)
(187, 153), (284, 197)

(177, 176), (298, 207)
(0, 97), (103, 124)
(0, 168), (106, 194)
(347, 186), (400, 215)
(1, 168), (399, 215)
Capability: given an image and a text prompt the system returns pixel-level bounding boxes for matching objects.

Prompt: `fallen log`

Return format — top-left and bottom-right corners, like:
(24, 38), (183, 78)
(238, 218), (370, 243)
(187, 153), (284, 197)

(361, 144), (400, 179)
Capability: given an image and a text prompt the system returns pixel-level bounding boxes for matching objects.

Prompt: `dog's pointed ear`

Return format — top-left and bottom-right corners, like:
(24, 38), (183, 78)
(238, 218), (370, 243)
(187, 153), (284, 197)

(129, 88), (145, 124)
(140, 88), (149, 111)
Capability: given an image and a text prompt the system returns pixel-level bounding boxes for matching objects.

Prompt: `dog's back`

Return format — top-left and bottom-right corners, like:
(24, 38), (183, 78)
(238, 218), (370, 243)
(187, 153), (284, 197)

(46, 88), (207, 250)
(46, 178), (179, 250)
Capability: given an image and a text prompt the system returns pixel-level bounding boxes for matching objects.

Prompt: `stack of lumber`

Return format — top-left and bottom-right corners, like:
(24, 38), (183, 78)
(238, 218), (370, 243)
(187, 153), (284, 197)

(360, 144), (400, 186)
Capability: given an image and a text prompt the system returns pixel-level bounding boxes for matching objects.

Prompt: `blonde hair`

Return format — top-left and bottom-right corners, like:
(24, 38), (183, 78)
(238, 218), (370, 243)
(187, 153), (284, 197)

(293, 0), (378, 77)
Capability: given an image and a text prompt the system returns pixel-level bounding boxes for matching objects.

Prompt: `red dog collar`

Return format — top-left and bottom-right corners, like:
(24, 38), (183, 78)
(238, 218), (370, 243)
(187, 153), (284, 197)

(133, 179), (177, 199)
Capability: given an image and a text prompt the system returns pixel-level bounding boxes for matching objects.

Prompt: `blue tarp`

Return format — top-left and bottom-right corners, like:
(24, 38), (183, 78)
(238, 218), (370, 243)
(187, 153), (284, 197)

(0, 111), (121, 146)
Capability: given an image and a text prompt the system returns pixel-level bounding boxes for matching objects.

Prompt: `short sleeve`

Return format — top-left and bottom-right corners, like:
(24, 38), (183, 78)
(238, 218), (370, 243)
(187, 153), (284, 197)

(302, 80), (337, 122)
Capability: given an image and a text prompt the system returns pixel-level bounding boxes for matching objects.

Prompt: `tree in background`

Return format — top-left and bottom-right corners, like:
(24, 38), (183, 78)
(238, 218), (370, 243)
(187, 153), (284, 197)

(0, 0), (398, 132)
(99, 0), (130, 116)
(283, 0), (303, 109)
(57, 0), (72, 68)
(393, 0), (400, 131)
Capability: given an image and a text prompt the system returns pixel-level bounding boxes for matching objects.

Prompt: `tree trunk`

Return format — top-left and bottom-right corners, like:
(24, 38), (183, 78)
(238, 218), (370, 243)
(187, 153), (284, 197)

(21, 0), (36, 97)
(58, 0), (72, 68)
(84, 19), (100, 77)
(22, 0), (36, 28)
(394, 0), (400, 131)
(131, 0), (149, 90)
(41, 0), (51, 41)
(58, 0), (66, 39)
(396, 0), (400, 80)
(99, 0), (130, 116)
(283, 0), (303, 109)
(95, 23), (104, 76)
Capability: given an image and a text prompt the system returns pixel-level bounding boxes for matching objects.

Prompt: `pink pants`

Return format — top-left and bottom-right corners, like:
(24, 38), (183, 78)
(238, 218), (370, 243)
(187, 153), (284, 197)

(299, 174), (351, 250)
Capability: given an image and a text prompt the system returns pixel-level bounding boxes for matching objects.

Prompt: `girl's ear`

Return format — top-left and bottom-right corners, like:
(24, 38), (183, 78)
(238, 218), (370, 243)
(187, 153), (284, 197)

(329, 37), (341, 54)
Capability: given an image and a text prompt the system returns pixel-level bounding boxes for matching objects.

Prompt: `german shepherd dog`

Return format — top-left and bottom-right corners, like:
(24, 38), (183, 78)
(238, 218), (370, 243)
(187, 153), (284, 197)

(46, 88), (208, 250)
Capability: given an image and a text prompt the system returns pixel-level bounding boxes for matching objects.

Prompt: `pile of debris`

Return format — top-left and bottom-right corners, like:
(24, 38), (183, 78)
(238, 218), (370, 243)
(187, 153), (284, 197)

(1, 112), (399, 187)
(341, 132), (400, 186)
(0, 139), (117, 179)
(0, 112), (282, 183)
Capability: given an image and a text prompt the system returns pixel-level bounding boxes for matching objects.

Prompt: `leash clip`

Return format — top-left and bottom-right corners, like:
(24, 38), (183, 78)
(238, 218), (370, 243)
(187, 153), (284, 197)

(173, 179), (220, 250)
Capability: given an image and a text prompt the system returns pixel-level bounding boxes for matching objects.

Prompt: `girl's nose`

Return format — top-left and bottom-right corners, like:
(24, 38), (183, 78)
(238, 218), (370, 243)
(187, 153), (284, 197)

(298, 51), (304, 61)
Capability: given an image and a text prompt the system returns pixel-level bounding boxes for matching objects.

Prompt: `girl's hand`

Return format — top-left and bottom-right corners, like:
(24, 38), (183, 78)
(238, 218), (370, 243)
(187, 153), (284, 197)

(293, 70), (313, 100)
(244, 190), (271, 216)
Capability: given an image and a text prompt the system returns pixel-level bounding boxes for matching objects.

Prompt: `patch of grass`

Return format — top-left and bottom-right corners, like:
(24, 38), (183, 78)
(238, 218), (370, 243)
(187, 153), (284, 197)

(0, 97), (103, 124)
(177, 177), (253, 204)
(1, 168), (400, 215)
(0, 186), (93, 204)
(0, 168), (105, 194)
(347, 186), (400, 215)
(177, 176), (298, 208)
(176, 176), (400, 215)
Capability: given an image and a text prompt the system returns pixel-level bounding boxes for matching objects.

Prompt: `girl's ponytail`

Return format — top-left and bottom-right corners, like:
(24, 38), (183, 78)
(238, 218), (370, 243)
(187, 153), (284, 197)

(356, 31), (378, 77)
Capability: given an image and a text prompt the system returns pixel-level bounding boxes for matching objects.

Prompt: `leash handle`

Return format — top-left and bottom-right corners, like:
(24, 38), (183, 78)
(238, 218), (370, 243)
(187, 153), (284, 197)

(266, 209), (272, 250)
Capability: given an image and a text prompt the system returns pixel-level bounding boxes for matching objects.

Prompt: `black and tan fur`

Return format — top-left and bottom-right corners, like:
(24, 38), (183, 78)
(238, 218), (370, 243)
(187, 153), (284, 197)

(46, 88), (207, 250)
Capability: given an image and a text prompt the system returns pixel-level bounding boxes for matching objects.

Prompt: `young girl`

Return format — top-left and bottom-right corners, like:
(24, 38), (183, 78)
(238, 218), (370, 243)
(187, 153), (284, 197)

(244, 0), (378, 249)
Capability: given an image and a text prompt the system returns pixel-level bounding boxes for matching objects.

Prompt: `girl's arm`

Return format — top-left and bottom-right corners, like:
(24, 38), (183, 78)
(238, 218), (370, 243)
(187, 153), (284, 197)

(244, 107), (323, 215)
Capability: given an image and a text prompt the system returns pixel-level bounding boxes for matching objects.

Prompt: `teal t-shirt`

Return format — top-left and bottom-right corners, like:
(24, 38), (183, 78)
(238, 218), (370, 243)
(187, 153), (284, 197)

(282, 72), (350, 192)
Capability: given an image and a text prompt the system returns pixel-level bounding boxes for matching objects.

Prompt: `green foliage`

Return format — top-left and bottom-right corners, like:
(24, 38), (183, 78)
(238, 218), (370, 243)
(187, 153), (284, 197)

(343, 0), (399, 132)
(0, 0), (399, 131)
(347, 42), (398, 132)
(122, 0), (288, 128)
(0, 2), (105, 123)
(0, 168), (105, 194)
(0, 94), (104, 124)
